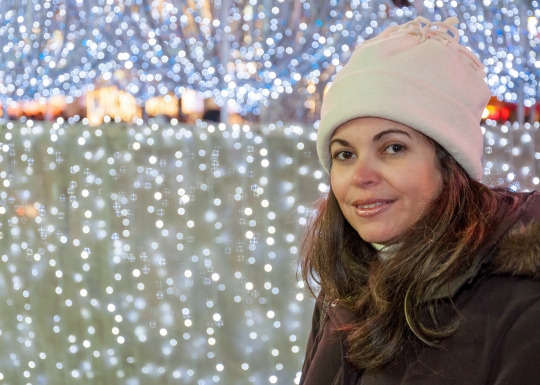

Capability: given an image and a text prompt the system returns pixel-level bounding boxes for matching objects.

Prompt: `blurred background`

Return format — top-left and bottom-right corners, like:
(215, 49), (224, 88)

(0, 0), (540, 384)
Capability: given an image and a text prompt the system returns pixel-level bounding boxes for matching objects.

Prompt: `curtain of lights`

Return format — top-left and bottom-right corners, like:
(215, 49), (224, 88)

(1, 118), (540, 384)
(0, 119), (322, 384)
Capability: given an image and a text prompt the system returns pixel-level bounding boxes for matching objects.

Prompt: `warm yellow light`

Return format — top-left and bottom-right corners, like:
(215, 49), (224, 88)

(86, 86), (142, 126)
(146, 94), (179, 117)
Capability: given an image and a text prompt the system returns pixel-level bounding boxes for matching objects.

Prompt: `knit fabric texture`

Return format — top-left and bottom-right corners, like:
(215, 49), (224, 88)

(317, 16), (491, 179)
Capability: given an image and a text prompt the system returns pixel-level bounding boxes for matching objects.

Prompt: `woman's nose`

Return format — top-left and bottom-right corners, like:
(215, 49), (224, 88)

(351, 157), (380, 188)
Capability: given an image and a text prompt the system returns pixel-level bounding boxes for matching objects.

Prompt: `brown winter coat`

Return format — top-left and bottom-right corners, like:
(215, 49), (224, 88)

(300, 191), (540, 385)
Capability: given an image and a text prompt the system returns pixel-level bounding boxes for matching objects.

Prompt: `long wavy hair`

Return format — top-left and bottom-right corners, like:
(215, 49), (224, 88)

(300, 138), (523, 370)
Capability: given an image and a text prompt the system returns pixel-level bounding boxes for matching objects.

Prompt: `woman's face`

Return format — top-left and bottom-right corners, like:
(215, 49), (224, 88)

(330, 117), (443, 245)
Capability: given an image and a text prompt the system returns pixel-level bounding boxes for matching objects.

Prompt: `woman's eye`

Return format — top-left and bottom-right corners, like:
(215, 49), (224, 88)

(335, 151), (354, 161)
(385, 144), (405, 154)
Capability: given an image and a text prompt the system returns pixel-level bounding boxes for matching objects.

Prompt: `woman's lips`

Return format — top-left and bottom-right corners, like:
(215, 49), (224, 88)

(352, 200), (394, 218)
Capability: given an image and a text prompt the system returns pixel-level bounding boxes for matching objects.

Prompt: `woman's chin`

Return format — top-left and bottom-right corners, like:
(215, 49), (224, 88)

(358, 231), (402, 246)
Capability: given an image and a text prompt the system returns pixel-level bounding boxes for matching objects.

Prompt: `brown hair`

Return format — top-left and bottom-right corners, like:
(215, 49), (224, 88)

(300, 139), (523, 370)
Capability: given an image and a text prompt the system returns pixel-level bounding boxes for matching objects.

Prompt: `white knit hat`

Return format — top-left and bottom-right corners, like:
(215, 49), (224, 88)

(317, 16), (491, 180)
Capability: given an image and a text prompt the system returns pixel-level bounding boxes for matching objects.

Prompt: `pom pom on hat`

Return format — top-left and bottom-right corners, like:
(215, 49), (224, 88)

(317, 16), (491, 180)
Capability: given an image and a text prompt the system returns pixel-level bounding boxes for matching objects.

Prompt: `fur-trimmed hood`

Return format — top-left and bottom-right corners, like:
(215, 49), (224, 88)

(491, 220), (540, 279)
(432, 190), (540, 300)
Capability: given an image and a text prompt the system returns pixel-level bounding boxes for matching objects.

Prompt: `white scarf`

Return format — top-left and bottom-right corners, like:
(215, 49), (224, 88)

(371, 243), (400, 261)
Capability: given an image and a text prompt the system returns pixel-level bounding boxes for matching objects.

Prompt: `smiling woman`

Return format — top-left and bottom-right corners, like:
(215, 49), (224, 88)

(329, 118), (442, 245)
(299, 15), (540, 385)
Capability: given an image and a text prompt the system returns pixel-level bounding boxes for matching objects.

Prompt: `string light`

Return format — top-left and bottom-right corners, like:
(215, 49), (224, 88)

(0, 1), (538, 119)
(0, 118), (318, 383)
(0, 0), (414, 119)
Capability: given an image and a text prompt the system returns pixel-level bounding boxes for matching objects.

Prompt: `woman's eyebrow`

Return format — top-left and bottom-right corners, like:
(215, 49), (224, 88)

(329, 138), (350, 148)
(373, 129), (411, 142)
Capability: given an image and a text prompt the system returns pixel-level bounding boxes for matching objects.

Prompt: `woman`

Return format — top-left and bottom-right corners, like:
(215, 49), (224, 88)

(300, 16), (540, 385)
